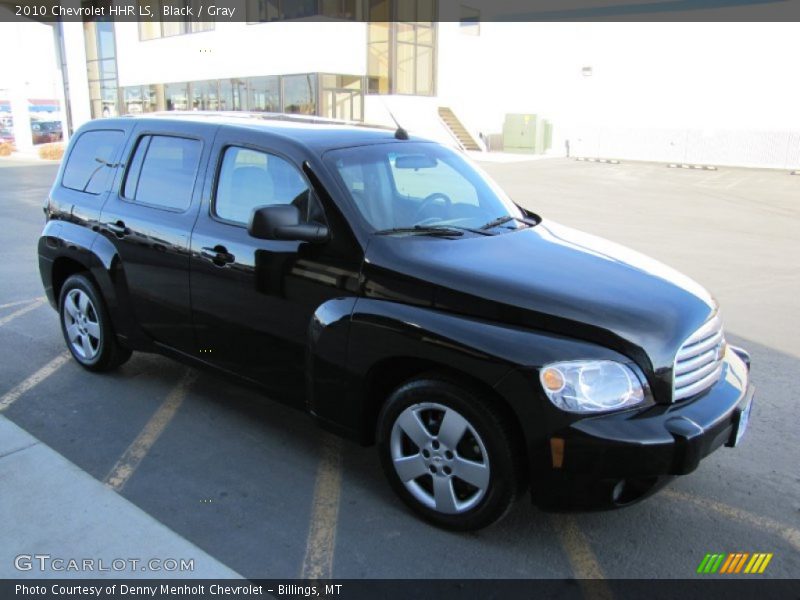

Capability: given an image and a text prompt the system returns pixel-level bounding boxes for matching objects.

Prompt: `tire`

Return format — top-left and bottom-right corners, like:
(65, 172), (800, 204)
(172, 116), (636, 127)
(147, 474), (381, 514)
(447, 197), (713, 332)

(377, 376), (526, 531)
(58, 273), (132, 372)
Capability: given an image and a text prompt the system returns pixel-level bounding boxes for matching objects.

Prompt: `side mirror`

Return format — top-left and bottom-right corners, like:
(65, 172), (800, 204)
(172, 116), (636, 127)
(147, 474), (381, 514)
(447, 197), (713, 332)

(248, 204), (329, 243)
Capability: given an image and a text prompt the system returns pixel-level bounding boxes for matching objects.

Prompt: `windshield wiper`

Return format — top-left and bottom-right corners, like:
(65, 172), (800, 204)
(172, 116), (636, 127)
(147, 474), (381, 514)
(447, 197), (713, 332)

(479, 215), (539, 230)
(374, 226), (464, 237)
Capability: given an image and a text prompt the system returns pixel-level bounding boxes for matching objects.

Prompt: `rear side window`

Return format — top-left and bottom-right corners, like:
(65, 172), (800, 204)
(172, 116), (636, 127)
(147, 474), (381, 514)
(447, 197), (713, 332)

(123, 135), (202, 211)
(62, 130), (124, 194)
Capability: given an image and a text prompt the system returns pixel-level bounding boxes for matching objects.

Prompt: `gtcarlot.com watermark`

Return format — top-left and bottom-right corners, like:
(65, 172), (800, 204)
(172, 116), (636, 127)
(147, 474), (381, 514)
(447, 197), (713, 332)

(14, 554), (194, 574)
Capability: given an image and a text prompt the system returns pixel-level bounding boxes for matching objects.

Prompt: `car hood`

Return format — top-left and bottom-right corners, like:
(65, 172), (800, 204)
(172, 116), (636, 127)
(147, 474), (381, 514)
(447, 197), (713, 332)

(362, 219), (717, 383)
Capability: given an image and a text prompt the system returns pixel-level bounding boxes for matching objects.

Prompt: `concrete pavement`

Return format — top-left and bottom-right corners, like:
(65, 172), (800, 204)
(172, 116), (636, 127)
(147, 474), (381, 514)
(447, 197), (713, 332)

(0, 416), (241, 579)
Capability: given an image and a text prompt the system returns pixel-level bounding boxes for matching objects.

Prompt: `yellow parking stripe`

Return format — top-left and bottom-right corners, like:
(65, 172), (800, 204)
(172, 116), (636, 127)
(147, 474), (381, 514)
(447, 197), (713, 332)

(0, 352), (71, 412)
(104, 370), (196, 492)
(300, 434), (343, 579)
(0, 297), (47, 327)
(664, 489), (800, 552)
(551, 515), (613, 600)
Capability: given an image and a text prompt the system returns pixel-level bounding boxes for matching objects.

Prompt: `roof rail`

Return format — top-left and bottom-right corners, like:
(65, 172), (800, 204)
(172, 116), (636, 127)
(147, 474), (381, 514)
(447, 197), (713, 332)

(129, 110), (396, 132)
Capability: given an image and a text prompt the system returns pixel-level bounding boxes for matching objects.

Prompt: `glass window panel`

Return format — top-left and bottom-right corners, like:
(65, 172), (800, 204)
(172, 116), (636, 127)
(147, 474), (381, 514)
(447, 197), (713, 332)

(417, 0), (436, 21)
(123, 86), (144, 114)
(220, 79), (248, 111)
(247, 76), (280, 112)
(397, 22), (415, 43)
(416, 44), (433, 95)
(62, 130), (124, 194)
(283, 0), (317, 18)
(321, 0), (357, 19)
(139, 19), (161, 41)
(164, 82), (190, 111)
(395, 42), (415, 94)
(96, 21), (116, 57)
(246, 0), (266, 21)
(368, 0), (390, 20)
(215, 146), (310, 224)
(367, 41), (389, 94)
(99, 59), (117, 81)
(132, 135), (202, 211)
(282, 74), (317, 115)
(396, 1), (415, 20)
(161, 18), (185, 37)
(191, 80), (220, 110)
(417, 23), (434, 45)
(141, 85), (158, 112)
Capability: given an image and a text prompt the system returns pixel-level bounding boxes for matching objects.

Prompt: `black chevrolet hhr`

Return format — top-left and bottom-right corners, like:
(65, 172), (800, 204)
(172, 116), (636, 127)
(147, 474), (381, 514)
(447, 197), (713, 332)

(38, 113), (754, 530)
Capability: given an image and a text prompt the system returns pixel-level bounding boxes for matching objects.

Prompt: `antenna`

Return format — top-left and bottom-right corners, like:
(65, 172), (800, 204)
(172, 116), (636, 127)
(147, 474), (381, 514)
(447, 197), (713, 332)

(382, 100), (409, 140)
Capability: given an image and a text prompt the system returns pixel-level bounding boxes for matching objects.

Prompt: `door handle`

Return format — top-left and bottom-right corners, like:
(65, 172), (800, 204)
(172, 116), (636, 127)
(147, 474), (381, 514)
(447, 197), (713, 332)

(200, 246), (235, 266)
(106, 221), (128, 237)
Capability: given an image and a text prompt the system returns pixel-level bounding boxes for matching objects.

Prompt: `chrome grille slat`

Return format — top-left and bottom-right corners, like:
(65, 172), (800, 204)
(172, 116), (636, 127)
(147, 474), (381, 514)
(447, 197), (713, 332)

(676, 330), (724, 360)
(675, 363), (724, 400)
(673, 315), (725, 401)
(674, 348), (717, 376)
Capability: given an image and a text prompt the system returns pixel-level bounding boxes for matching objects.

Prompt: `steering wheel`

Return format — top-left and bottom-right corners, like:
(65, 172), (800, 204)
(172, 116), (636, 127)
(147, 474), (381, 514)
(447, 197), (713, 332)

(413, 192), (452, 223)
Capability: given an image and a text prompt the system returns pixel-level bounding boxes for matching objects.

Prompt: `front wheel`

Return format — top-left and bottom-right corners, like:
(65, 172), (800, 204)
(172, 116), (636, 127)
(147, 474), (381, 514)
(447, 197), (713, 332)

(377, 377), (525, 531)
(59, 274), (131, 372)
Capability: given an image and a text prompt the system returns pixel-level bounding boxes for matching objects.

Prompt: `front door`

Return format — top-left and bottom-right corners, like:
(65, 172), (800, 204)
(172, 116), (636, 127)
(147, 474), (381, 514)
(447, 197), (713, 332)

(188, 130), (360, 403)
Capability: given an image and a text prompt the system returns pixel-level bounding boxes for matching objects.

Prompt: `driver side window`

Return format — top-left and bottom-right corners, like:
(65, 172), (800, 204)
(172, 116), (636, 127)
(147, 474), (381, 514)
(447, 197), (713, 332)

(214, 146), (321, 225)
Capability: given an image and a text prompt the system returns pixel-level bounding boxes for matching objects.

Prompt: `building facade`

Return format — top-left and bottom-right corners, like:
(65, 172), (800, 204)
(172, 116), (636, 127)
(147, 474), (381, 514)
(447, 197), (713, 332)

(57, 1), (489, 150)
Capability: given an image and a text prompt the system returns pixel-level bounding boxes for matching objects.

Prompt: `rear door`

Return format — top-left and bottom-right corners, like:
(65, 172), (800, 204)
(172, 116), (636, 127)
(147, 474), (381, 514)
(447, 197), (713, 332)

(98, 121), (215, 352)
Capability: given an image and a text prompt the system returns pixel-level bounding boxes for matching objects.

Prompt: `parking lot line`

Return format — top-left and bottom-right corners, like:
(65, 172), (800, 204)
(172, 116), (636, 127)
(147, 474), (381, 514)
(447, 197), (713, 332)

(0, 297), (47, 327)
(0, 351), (71, 412)
(300, 434), (343, 579)
(664, 489), (800, 552)
(105, 369), (197, 492)
(550, 515), (613, 600)
(0, 297), (45, 310)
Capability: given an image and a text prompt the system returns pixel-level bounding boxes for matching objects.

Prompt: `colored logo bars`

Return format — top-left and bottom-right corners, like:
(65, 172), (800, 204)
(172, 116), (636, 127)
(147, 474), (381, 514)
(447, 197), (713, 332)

(697, 552), (773, 574)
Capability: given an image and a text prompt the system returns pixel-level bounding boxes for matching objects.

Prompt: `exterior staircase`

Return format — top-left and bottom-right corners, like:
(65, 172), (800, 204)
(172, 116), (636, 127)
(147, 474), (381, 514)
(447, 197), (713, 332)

(437, 107), (482, 151)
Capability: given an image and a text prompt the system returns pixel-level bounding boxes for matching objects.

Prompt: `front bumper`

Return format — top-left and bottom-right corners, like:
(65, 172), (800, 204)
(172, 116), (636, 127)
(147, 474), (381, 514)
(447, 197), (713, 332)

(532, 345), (753, 509)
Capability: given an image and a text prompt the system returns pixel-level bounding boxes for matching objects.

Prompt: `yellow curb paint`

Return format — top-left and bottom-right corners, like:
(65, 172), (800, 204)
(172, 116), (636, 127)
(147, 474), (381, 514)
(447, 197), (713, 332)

(300, 434), (343, 580)
(104, 370), (196, 492)
(0, 352), (71, 412)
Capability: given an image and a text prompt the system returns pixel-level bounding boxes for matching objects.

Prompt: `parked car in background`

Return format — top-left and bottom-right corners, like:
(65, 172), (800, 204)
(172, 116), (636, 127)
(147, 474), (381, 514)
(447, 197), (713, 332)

(31, 121), (63, 144)
(38, 113), (754, 530)
(0, 128), (13, 144)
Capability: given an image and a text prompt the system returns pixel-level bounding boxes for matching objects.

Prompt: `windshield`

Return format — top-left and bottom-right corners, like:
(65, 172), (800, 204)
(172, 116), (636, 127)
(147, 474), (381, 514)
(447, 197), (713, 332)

(324, 142), (525, 232)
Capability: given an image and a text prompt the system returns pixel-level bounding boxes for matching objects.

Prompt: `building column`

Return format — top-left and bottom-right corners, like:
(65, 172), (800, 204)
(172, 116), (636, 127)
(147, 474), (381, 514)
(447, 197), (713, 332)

(9, 24), (34, 154)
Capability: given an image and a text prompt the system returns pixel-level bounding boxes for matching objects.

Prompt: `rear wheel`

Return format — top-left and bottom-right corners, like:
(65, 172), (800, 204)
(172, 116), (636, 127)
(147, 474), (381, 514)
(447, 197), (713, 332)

(377, 377), (525, 531)
(59, 274), (131, 372)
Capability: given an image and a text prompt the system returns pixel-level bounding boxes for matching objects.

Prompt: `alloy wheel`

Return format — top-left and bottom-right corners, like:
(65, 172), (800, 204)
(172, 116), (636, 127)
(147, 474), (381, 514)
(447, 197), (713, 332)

(63, 288), (102, 361)
(390, 402), (490, 514)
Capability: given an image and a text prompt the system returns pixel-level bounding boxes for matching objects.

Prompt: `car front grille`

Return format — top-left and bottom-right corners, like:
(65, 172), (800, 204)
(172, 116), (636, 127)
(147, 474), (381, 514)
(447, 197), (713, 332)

(673, 314), (726, 402)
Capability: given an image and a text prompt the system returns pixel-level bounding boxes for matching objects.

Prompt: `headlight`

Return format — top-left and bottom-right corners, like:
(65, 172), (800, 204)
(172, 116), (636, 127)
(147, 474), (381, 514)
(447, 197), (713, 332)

(539, 360), (644, 413)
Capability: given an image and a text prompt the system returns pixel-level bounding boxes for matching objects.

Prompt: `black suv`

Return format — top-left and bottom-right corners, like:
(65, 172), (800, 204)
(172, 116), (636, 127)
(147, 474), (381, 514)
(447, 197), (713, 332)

(38, 114), (754, 530)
